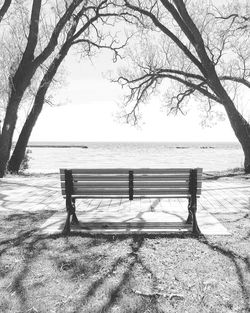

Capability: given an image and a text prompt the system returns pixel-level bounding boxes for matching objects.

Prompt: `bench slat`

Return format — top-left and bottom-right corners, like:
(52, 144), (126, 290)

(62, 189), (129, 196)
(70, 195), (130, 199)
(61, 181), (202, 188)
(60, 175), (129, 181)
(134, 181), (202, 188)
(62, 190), (201, 196)
(60, 175), (202, 182)
(134, 188), (202, 195)
(61, 182), (129, 188)
(134, 189), (190, 195)
(68, 195), (201, 199)
(134, 176), (197, 181)
(134, 187), (201, 194)
(60, 168), (202, 175)
(61, 187), (201, 196)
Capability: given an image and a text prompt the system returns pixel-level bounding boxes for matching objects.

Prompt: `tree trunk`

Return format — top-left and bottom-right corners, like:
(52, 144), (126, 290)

(207, 75), (250, 173)
(0, 91), (22, 177)
(7, 101), (43, 173)
(222, 101), (250, 173)
(0, 63), (37, 177)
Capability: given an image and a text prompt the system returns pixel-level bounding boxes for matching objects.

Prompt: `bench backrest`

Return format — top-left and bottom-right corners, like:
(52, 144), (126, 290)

(60, 168), (202, 199)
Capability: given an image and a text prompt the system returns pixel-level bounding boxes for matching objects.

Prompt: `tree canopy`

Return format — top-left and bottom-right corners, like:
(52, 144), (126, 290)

(115, 0), (250, 124)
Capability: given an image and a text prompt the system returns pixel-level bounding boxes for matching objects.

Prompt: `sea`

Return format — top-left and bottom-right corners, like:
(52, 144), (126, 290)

(25, 141), (243, 174)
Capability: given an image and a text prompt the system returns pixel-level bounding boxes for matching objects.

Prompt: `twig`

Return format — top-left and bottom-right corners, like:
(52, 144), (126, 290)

(131, 288), (184, 300)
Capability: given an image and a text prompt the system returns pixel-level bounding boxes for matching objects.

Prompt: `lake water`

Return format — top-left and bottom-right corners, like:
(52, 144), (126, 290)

(26, 141), (243, 174)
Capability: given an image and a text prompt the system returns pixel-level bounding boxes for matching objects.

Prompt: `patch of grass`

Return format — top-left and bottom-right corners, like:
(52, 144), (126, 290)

(0, 207), (249, 313)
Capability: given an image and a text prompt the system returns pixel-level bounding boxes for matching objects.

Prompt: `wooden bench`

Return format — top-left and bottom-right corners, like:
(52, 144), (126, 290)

(60, 168), (203, 235)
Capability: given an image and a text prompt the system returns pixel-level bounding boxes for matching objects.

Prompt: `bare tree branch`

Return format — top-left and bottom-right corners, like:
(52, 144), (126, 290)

(34, 0), (84, 67)
(220, 76), (250, 89)
(124, 0), (205, 75)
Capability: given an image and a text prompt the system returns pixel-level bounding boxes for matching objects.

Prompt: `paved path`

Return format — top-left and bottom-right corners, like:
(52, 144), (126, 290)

(0, 175), (249, 236)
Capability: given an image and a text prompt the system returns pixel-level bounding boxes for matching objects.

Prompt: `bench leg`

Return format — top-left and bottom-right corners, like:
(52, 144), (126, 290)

(190, 197), (201, 235)
(186, 198), (193, 224)
(62, 196), (79, 234)
(62, 211), (71, 234)
(71, 199), (79, 225)
(192, 213), (201, 235)
(71, 212), (79, 225)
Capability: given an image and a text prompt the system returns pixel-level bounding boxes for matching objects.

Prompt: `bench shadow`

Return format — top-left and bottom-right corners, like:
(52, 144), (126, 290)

(72, 198), (187, 226)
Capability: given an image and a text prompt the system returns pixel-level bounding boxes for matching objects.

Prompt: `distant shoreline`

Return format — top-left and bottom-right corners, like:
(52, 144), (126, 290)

(27, 144), (217, 149)
(27, 145), (88, 148)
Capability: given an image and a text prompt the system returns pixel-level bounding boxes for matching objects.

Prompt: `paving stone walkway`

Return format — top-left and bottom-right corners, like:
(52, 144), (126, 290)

(0, 174), (249, 236)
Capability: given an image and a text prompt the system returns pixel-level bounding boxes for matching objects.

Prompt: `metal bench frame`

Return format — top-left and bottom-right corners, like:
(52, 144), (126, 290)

(60, 168), (202, 235)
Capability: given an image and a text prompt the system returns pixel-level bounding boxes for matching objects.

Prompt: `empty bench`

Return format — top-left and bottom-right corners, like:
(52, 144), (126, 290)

(60, 168), (203, 235)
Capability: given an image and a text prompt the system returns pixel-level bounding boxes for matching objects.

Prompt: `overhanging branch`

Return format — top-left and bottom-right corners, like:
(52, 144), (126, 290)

(124, 0), (205, 75)
(220, 76), (250, 89)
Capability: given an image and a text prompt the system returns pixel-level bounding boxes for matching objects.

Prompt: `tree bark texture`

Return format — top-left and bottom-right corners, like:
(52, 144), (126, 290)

(7, 100), (43, 174)
(0, 59), (40, 177)
(0, 93), (19, 177)
(202, 62), (250, 173)
(222, 100), (250, 173)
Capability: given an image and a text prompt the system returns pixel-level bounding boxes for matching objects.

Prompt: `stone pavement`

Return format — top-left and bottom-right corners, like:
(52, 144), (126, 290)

(0, 174), (249, 236)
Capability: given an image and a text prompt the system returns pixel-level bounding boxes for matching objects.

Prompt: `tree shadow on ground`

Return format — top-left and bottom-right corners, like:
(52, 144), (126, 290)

(68, 233), (174, 313)
(0, 215), (193, 313)
(198, 235), (250, 312)
(0, 212), (249, 313)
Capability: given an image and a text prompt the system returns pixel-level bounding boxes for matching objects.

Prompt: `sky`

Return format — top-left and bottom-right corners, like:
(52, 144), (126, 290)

(26, 51), (238, 143)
